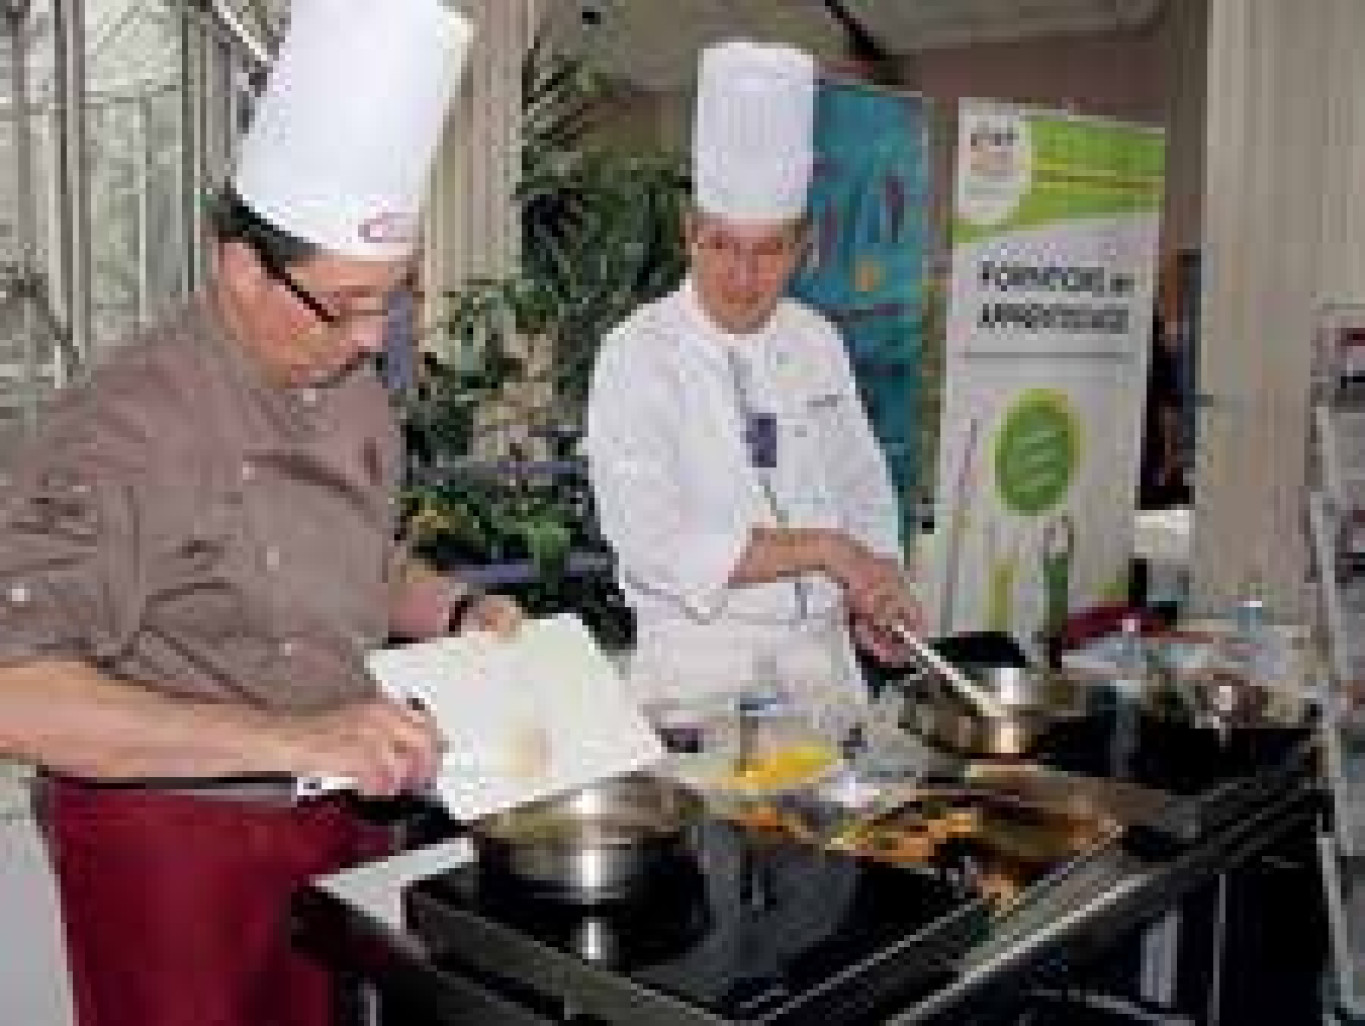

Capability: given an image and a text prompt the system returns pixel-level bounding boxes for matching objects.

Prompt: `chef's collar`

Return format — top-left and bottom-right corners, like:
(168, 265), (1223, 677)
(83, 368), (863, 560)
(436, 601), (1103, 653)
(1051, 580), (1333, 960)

(679, 275), (779, 354)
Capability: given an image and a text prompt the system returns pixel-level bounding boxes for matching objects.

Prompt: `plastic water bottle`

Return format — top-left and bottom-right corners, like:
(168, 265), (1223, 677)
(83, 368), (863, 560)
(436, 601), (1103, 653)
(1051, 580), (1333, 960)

(1112, 615), (1148, 701)
(1233, 578), (1267, 640)
(1110, 615), (1146, 778)
(1228, 577), (1270, 685)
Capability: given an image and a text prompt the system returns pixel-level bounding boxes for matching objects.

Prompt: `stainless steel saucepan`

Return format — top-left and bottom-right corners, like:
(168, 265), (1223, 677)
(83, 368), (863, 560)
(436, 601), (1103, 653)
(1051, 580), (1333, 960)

(470, 773), (705, 903)
(896, 655), (1086, 759)
(908, 698), (1055, 759)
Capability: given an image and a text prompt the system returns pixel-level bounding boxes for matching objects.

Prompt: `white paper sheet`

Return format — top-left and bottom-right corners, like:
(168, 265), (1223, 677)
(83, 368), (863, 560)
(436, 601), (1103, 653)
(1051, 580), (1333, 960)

(365, 614), (663, 820)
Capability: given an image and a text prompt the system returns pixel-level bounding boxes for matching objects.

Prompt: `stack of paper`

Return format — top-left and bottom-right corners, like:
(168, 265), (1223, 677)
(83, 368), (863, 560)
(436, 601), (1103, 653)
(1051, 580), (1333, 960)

(366, 614), (664, 821)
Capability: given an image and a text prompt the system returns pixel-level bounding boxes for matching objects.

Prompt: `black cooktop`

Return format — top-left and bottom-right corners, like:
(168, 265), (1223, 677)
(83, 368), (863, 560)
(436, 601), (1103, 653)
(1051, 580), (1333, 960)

(401, 710), (1313, 1025)
(406, 818), (991, 1026)
(1032, 706), (1310, 793)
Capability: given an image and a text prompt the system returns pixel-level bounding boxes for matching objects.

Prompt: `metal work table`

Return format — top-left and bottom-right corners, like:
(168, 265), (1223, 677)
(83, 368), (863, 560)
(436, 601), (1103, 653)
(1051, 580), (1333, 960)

(296, 718), (1323, 1025)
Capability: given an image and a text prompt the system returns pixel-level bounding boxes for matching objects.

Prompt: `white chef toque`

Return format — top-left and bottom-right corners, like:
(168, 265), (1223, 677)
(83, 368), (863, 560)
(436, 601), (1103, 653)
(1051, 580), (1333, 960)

(232, 0), (474, 260)
(692, 40), (817, 224)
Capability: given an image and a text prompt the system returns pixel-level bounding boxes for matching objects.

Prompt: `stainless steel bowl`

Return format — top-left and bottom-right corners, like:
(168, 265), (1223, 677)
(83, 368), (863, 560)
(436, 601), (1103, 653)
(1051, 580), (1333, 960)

(471, 773), (705, 903)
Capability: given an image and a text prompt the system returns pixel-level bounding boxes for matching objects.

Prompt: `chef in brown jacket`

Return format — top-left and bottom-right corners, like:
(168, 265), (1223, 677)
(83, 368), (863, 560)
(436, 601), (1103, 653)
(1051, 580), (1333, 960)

(0, 4), (509, 1025)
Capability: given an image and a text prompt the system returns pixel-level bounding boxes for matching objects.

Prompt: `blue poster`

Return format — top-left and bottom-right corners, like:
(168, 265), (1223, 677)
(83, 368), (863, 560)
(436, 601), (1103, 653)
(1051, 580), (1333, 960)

(790, 79), (931, 530)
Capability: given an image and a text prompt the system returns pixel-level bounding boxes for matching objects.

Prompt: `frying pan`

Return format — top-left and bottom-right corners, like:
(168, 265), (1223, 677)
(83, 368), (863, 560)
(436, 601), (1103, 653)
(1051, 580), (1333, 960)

(896, 657), (1086, 759)
(469, 772), (705, 903)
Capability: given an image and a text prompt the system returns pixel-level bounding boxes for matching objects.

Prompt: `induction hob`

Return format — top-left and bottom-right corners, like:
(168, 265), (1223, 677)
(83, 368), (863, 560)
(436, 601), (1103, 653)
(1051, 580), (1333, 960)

(403, 710), (1312, 1024)
(405, 818), (991, 1025)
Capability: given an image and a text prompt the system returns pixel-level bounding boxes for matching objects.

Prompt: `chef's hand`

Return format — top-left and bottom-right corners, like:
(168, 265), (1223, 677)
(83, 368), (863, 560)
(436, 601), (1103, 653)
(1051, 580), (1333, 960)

(851, 616), (915, 666)
(273, 698), (444, 798)
(457, 593), (523, 637)
(388, 574), (523, 640)
(826, 536), (924, 664)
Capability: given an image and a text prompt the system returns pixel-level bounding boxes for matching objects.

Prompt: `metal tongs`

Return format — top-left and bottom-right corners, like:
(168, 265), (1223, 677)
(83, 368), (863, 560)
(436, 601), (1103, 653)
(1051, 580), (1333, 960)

(890, 622), (1009, 720)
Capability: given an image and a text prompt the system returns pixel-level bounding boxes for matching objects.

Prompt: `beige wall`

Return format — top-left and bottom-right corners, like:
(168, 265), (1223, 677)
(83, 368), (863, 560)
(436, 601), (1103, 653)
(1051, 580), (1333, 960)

(898, 1), (1205, 262)
(584, 80), (687, 156)
(907, 23), (1167, 121)
(603, 6), (1209, 263)
(424, 0), (537, 344)
(1191, 0), (1365, 619)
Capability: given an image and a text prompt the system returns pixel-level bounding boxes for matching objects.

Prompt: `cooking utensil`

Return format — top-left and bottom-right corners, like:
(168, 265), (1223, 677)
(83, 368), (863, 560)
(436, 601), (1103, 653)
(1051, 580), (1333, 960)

(826, 782), (1119, 873)
(973, 795), (1116, 864)
(71, 771), (358, 801)
(908, 698), (1053, 758)
(892, 623), (1008, 720)
(905, 675), (1090, 759)
(978, 665), (1047, 709)
(892, 636), (1087, 759)
(965, 762), (1177, 829)
(294, 773), (358, 799)
(470, 773), (704, 903)
(735, 702), (759, 775)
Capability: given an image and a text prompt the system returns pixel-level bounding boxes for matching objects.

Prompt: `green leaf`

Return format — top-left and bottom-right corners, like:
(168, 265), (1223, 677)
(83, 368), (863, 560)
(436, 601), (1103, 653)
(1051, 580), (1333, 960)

(404, 31), (686, 474)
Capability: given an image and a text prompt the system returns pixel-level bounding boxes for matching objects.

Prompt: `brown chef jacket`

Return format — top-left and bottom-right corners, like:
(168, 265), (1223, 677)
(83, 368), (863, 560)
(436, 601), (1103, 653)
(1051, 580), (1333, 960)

(0, 294), (401, 713)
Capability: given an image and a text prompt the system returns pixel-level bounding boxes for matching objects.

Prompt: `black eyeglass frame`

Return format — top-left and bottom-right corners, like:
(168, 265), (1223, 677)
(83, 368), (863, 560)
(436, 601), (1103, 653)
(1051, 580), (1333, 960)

(247, 238), (341, 325)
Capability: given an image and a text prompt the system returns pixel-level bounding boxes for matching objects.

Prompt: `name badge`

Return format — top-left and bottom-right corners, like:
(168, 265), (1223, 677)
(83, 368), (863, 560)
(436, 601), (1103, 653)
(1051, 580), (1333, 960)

(744, 412), (778, 469)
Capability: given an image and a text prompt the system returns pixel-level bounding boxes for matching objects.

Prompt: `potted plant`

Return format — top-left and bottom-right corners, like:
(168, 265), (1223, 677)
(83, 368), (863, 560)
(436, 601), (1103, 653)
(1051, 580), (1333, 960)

(401, 39), (687, 648)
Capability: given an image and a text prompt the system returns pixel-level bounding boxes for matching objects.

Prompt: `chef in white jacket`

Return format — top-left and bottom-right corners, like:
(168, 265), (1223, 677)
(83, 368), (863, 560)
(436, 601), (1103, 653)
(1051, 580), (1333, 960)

(586, 40), (923, 727)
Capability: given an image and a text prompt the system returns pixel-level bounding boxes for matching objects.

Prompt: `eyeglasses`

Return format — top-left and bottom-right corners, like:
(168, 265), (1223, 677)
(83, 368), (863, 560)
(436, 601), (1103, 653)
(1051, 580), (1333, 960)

(263, 255), (342, 325)
(693, 230), (805, 267)
(250, 241), (409, 327)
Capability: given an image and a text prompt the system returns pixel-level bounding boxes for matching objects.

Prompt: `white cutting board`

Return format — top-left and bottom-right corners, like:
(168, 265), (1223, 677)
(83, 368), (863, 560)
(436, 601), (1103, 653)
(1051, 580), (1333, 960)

(366, 614), (663, 821)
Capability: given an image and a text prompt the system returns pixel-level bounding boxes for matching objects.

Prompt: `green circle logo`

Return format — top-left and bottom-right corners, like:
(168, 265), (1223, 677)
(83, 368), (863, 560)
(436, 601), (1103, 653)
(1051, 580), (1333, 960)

(994, 389), (1079, 515)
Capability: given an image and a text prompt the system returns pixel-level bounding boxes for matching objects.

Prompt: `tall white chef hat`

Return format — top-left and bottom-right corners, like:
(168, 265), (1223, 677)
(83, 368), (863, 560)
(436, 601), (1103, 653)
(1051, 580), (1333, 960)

(692, 40), (817, 224)
(232, 0), (474, 260)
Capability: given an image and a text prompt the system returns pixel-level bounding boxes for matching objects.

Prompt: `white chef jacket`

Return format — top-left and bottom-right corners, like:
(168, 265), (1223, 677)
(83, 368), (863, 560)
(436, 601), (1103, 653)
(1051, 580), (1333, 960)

(586, 277), (902, 716)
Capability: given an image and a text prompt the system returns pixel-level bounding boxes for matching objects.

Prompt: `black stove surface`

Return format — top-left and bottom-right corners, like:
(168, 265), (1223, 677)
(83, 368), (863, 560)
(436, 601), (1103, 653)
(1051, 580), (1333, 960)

(1031, 708), (1309, 793)
(405, 819), (990, 1025)
(400, 713), (1313, 1024)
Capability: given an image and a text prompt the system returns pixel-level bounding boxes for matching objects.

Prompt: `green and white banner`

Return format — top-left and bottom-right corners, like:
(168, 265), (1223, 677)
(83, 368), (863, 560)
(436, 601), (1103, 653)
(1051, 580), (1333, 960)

(931, 100), (1165, 648)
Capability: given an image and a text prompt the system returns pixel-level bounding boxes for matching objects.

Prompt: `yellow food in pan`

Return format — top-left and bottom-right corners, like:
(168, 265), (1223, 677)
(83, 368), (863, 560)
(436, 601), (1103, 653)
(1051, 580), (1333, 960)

(712, 743), (837, 791)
